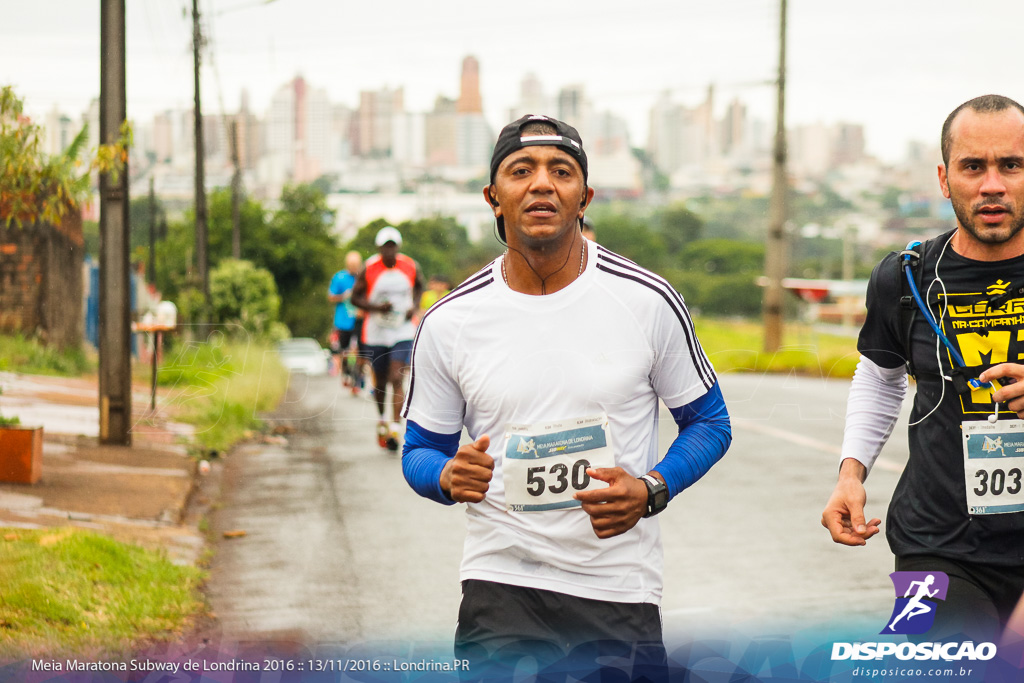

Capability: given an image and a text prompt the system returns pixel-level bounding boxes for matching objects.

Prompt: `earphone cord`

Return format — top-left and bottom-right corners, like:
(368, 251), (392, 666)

(499, 223), (582, 295)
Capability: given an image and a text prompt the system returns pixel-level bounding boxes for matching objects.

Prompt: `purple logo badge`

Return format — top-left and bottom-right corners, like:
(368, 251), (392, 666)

(881, 571), (949, 635)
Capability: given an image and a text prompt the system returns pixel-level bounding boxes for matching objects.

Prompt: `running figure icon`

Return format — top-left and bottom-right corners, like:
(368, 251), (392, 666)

(888, 574), (939, 632)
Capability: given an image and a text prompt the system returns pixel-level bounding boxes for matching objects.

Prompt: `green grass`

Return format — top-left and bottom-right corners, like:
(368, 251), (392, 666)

(0, 332), (290, 455)
(0, 334), (95, 376)
(693, 317), (861, 379)
(155, 338), (290, 454)
(0, 528), (204, 660)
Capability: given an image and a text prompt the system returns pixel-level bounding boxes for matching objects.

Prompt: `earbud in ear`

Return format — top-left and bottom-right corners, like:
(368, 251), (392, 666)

(490, 195), (499, 208)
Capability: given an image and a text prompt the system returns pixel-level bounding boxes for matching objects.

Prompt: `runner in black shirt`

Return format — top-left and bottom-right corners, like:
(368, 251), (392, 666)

(822, 94), (1024, 641)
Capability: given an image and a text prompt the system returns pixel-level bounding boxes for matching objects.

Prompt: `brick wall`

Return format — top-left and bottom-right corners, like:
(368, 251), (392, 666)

(0, 212), (84, 350)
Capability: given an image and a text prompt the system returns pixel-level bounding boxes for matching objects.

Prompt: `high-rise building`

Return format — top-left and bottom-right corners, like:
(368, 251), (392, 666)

(236, 90), (263, 172)
(557, 85), (587, 130)
(301, 82), (332, 180)
(457, 55), (482, 114)
(265, 79), (297, 181)
(720, 98), (747, 158)
(152, 111), (174, 164)
(587, 111), (642, 195)
(832, 123), (866, 166)
(356, 87), (404, 158)
(83, 99), (100, 156)
(515, 73), (550, 119)
(263, 76), (334, 183)
(789, 123), (833, 179)
(392, 112), (426, 168)
(456, 115), (492, 169)
(331, 104), (355, 163)
(455, 56), (492, 170)
(646, 86), (716, 177)
(42, 107), (78, 157)
(425, 96), (458, 168)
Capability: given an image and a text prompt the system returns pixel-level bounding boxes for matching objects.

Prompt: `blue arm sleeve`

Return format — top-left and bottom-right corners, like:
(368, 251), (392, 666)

(653, 381), (732, 499)
(402, 420), (461, 505)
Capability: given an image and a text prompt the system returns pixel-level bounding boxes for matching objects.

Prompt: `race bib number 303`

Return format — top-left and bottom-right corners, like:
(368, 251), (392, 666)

(503, 415), (615, 513)
(962, 419), (1024, 515)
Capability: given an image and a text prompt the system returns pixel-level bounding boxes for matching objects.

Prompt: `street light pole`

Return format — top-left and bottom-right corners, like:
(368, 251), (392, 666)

(231, 119), (241, 259)
(763, 0), (788, 352)
(193, 0), (208, 301)
(99, 0), (131, 445)
(148, 175), (156, 284)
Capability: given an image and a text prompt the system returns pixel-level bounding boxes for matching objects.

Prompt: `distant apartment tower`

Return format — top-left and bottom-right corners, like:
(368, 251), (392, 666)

(833, 123), (866, 166)
(457, 55), (482, 114)
(455, 55), (492, 169)
(426, 96), (458, 167)
(789, 123), (833, 178)
(790, 122), (866, 179)
(331, 104), (355, 162)
(42, 107), (78, 157)
(152, 111), (174, 163)
(557, 85), (589, 131)
(356, 87), (404, 158)
(264, 76), (333, 183)
(83, 99), (101, 157)
(152, 109), (194, 171)
(590, 110), (631, 155)
(507, 73), (556, 123)
(393, 112), (426, 167)
(236, 90), (263, 172)
(587, 111), (643, 195)
(720, 98), (747, 158)
(647, 86), (716, 175)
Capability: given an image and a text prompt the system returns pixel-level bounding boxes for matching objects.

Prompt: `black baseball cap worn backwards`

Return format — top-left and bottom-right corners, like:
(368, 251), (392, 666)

(489, 114), (589, 241)
(489, 114), (589, 184)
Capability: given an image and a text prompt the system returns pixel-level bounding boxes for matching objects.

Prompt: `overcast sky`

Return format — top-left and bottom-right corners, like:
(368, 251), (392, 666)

(4, 0), (1023, 164)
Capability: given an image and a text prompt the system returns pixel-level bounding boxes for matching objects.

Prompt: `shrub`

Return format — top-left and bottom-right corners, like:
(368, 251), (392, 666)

(208, 259), (282, 336)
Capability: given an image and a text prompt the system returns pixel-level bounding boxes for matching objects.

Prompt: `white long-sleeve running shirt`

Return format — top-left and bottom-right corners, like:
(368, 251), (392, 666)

(841, 354), (908, 475)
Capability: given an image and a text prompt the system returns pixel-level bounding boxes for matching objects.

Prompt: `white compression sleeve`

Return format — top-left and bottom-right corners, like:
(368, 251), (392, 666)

(841, 354), (907, 476)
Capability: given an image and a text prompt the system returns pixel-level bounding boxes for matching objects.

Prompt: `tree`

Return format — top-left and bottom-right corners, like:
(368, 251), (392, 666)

(0, 86), (128, 227)
(154, 184), (344, 338)
(254, 184), (340, 338)
(654, 202), (704, 253)
(676, 239), (764, 275)
(665, 239), (766, 318)
(585, 209), (670, 272)
(345, 216), (502, 285)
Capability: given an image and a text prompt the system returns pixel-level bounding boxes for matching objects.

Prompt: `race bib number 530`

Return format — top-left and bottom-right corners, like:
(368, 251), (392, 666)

(503, 415), (615, 513)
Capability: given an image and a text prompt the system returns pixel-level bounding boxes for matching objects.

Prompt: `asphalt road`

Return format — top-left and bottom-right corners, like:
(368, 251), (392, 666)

(205, 370), (913, 649)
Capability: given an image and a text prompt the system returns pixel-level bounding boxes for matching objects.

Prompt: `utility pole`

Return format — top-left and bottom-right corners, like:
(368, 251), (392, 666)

(193, 0), (208, 299)
(99, 0), (132, 445)
(763, 0), (788, 352)
(230, 118), (241, 259)
(148, 176), (156, 284)
(842, 224), (857, 328)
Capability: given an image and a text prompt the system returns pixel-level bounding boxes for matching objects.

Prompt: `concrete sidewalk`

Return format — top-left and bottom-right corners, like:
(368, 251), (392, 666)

(0, 372), (207, 565)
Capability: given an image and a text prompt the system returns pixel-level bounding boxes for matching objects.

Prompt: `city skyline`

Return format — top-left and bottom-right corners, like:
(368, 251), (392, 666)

(6, 1), (1024, 166)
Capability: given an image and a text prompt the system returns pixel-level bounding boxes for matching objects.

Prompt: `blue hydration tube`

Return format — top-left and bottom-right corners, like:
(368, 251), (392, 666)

(902, 241), (995, 392)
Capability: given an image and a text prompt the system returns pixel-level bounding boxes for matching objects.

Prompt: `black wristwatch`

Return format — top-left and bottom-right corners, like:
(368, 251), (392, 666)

(639, 474), (668, 518)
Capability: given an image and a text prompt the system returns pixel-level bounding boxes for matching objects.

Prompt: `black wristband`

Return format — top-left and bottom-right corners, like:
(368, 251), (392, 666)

(639, 474), (668, 518)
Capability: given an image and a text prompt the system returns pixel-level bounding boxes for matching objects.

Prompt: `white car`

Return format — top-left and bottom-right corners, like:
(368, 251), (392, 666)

(276, 338), (330, 376)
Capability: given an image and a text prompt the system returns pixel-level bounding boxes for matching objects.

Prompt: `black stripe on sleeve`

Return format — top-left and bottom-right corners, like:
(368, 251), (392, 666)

(595, 256), (715, 390)
(596, 248), (715, 385)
